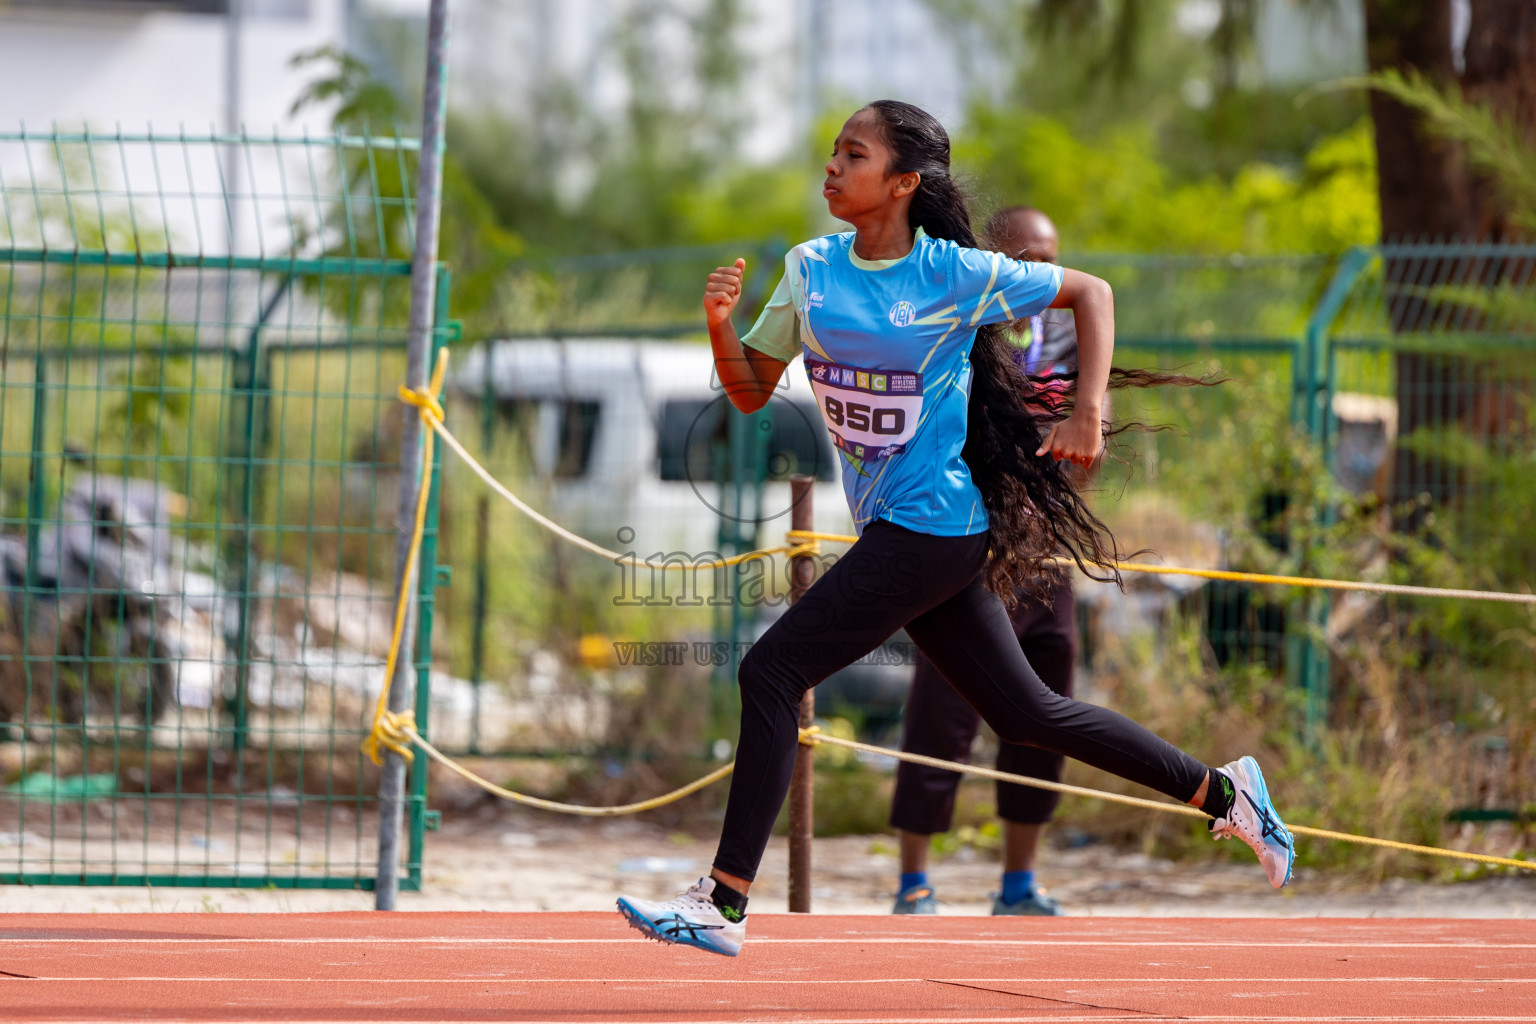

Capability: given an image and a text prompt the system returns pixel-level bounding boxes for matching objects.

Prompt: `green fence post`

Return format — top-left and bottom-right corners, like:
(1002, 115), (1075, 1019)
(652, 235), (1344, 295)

(20, 345), (46, 854)
(223, 321), (262, 760)
(23, 349), (47, 673)
(1305, 247), (1371, 442)
(405, 266), (451, 893)
(468, 329), (494, 755)
(1294, 245), (1372, 739)
(711, 238), (786, 687)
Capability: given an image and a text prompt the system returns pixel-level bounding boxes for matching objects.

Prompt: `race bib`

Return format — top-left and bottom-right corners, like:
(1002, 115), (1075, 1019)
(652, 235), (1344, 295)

(806, 357), (923, 462)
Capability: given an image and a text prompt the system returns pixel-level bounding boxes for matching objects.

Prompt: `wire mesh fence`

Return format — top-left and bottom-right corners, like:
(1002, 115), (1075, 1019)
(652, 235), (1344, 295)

(0, 129), (442, 887)
(1074, 254), (1328, 697)
(1323, 244), (1536, 821)
(4, 147), (1533, 889)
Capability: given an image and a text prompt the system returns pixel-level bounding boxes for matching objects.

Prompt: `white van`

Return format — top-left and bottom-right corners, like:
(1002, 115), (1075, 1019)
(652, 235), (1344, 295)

(450, 339), (925, 737)
(448, 339), (853, 562)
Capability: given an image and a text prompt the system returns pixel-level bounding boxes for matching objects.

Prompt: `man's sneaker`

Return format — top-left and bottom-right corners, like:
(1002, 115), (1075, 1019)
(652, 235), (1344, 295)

(616, 877), (745, 957)
(991, 887), (1064, 916)
(1209, 755), (1296, 888)
(891, 884), (938, 914)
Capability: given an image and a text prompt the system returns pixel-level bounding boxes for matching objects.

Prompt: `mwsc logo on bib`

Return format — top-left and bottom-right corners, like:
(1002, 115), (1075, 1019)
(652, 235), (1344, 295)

(888, 300), (917, 327)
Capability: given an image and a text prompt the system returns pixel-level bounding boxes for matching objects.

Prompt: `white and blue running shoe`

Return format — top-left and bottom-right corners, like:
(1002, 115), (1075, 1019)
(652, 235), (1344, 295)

(616, 877), (746, 957)
(1210, 755), (1296, 888)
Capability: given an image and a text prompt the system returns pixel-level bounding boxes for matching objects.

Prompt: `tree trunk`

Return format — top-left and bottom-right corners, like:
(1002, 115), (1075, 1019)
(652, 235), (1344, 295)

(1364, 0), (1536, 244)
(1363, 1), (1536, 508)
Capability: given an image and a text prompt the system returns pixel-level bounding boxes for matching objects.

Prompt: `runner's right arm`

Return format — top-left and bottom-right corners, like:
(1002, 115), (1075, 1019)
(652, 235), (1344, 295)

(705, 258), (789, 414)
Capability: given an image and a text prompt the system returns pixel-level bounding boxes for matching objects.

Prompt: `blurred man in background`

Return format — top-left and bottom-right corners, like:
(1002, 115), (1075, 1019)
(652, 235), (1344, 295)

(889, 206), (1088, 917)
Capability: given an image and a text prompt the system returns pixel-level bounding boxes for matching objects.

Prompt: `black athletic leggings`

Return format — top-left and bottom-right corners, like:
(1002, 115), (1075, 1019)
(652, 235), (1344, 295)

(713, 519), (1209, 882)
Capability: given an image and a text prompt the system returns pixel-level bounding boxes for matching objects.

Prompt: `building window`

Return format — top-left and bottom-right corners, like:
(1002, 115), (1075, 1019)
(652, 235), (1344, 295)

(658, 399), (832, 483)
(497, 398), (602, 480)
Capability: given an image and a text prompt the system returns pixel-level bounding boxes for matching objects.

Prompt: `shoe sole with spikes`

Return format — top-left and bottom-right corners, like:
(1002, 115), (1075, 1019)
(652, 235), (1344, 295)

(616, 896), (743, 957)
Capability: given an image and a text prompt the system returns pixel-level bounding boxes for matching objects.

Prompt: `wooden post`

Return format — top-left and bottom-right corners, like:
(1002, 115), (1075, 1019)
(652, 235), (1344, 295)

(787, 474), (816, 913)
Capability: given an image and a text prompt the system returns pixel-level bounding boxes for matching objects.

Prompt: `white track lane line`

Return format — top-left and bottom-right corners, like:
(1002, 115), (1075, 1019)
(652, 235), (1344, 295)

(5, 937), (1535, 948)
(19, 1016), (1536, 1024)
(4, 977), (1535, 984)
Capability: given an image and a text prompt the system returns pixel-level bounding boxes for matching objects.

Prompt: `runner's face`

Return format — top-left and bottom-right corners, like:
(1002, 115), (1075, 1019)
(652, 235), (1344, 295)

(823, 110), (914, 223)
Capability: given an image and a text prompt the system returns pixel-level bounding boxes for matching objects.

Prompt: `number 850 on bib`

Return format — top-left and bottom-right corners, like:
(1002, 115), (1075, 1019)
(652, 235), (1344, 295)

(806, 358), (923, 462)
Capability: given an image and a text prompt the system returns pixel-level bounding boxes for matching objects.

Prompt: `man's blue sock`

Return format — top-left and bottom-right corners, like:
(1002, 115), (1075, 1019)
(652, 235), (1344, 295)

(1000, 870), (1035, 905)
(899, 871), (928, 894)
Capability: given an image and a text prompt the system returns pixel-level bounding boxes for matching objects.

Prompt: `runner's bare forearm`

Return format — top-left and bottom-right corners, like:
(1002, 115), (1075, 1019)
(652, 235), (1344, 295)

(710, 320), (784, 415)
(1051, 269), (1112, 419)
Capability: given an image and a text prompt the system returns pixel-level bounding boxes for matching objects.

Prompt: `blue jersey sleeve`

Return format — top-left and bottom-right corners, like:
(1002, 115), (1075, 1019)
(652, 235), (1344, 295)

(950, 246), (1064, 328)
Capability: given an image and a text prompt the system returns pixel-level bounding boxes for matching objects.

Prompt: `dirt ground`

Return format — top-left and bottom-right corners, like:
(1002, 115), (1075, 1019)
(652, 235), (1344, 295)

(3, 810), (1533, 918)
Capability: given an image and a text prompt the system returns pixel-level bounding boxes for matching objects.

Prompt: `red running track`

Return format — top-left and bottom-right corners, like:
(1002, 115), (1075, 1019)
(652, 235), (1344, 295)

(2, 913), (1533, 1022)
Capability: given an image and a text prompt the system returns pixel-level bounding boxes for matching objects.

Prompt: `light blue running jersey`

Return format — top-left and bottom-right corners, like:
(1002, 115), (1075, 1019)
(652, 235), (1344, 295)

(740, 229), (1064, 536)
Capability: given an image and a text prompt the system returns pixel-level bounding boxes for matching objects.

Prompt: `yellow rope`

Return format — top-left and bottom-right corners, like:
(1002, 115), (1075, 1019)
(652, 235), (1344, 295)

(797, 727), (1536, 873)
(406, 725), (735, 816)
(362, 349), (450, 767)
(427, 414), (820, 570)
(364, 349), (1535, 874)
(783, 532), (1536, 604)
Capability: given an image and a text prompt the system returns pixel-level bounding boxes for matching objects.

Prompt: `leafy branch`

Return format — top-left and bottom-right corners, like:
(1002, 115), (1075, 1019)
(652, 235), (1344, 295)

(1329, 68), (1536, 232)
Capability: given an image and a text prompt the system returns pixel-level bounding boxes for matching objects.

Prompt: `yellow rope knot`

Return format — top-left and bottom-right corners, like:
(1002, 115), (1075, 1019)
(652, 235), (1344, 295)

(797, 725), (822, 747)
(397, 384), (445, 425)
(399, 346), (451, 424)
(363, 709), (418, 766)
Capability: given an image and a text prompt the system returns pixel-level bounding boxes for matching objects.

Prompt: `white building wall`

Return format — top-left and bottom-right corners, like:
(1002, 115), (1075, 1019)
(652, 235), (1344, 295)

(0, 1), (353, 256)
(0, 1), (348, 136)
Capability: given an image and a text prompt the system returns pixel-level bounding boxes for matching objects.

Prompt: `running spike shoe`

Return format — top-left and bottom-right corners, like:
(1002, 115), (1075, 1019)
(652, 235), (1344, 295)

(891, 884), (938, 914)
(616, 876), (746, 957)
(1209, 755), (1296, 888)
(990, 887), (1064, 916)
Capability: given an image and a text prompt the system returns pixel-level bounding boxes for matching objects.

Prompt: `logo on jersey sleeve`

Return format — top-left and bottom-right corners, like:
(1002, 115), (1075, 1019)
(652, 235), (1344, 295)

(888, 300), (917, 327)
(806, 358), (923, 463)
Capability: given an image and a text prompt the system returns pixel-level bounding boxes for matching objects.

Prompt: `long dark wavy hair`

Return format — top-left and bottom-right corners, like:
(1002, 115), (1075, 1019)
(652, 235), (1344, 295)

(863, 99), (1219, 603)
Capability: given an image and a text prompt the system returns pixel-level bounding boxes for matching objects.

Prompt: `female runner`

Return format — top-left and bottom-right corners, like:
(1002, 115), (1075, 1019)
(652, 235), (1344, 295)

(616, 100), (1293, 957)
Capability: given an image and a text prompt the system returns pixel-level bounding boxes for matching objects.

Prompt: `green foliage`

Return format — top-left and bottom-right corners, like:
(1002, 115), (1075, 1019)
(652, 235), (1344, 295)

(290, 46), (408, 131)
(1345, 68), (1536, 232)
(808, 763), (894, 838)
(956, 110), (1378, 253)
(289, 47), (524, 335)
(928, 0), (1367, 176)
(447, 0), (770, 259)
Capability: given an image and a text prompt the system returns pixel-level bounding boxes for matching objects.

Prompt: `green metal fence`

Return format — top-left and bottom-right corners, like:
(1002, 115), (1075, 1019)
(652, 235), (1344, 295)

(0, 129), (444, 888)
(5, 152), (1532, 887)
(1320, 244), (1536, 819)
